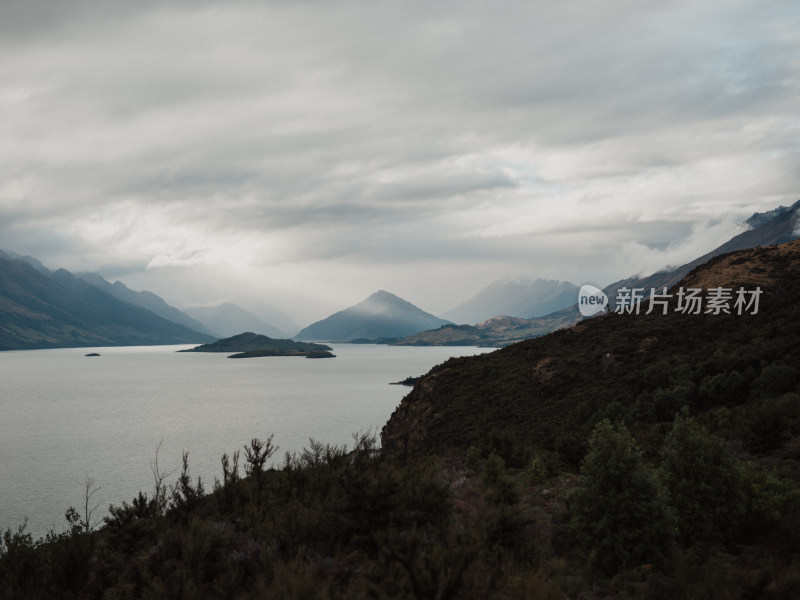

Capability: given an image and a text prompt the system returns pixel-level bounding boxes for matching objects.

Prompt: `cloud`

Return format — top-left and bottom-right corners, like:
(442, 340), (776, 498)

(1, 0), (799, 323)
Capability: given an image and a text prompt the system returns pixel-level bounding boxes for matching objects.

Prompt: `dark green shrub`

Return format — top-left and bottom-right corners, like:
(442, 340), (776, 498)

(483, 452), (506, 485)
(568, 420), (675, 574)
(659, 411), (745, 546)
(756, 364), (799, 396)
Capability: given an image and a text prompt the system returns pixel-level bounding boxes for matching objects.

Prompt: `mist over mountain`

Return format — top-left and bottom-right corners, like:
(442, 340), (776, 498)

(745, 203), (796, 229)
(183, 302), (291, 339)
(443, 278), (578, 324)
(77, 272), (215, 337)
(0, 254), (213, 350)
(603, 198), (800, 309)
(294, 290), (451, 341)
(396, 200), (800, 347)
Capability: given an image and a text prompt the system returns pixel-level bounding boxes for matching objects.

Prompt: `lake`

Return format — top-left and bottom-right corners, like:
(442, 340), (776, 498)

(0, 343), (494, 538)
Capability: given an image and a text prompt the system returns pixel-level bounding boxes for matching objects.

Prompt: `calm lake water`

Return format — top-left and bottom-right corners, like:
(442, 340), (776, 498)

(0, 343), (494, 538)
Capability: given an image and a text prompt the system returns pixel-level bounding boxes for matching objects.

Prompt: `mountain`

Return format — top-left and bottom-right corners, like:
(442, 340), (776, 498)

(602, 198), (800, 308)
(395, 314), (577, 347)
(397, 200), (800, 346)
(183, 302), (290, 339)
(0, 255), (215, 350)
(77, 272), (215, 336)
(0, 249), (50, 275)
(382, 238), (800, 460)
(294, 290), (452, 341)
(443, 278), (578, 324)
(745, 203), (796, 228)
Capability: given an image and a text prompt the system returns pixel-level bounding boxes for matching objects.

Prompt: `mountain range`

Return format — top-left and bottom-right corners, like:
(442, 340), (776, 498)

(76, 272), (215, 337)
(3, 201), (798, 351)
(397, 199), (800, 346)
(294, 290), (452, 342)
(0, 253), (214, 350)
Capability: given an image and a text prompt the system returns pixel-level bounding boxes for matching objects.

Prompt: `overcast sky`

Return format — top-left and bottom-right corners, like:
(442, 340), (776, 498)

(2, 0), (799, 326)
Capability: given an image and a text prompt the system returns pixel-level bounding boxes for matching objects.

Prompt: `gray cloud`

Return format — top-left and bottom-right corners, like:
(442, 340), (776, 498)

(1, 0), (799, 323)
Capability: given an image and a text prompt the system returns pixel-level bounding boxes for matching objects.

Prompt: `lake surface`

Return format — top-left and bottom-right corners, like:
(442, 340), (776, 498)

(0, 343), (494, 538)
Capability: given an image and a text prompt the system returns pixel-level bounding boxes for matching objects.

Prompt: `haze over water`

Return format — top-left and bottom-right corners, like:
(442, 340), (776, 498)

(0, 343), (493, 538)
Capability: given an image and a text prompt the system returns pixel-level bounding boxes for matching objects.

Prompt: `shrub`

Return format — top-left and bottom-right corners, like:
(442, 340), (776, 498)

(659, 411), (745, 546)
(483, 452), (506, 485)
(568, 420), (674, 574)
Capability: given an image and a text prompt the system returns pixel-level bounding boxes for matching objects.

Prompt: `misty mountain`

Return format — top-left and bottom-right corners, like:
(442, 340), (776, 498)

(443, 278), (578, 324)
(183, 302), (290, 339)
(744, 203), (795, 229)
(0, 249), (50, 275)
(294, 290), (452, 341)
(603, 198), (800, 308)
(395, 199), (800, 346)
(77, 272), (215, 337)
(0, 255), (214, 350)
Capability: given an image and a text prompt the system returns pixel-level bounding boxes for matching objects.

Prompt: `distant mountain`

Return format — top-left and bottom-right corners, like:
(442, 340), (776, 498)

(0, 249), (50, 275)
(396, 199), (800, 346)
(395, 314), (577, 347)
(77, 272), (215, 337)
(0, 255), (214, 350)
(294, 290), (452, 341)
(183, 303), (290, 339)
(745, 204), (795, 229)
(603, 198), (800, 309)
(443, 278), (578, 324)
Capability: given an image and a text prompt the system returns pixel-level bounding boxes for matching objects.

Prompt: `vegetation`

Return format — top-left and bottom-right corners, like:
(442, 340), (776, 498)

(180, 332), (332, 357)
(2, 242), (800, 597)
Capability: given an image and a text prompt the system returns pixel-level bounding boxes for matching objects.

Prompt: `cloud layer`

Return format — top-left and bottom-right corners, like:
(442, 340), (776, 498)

(2, 0), (799, 323)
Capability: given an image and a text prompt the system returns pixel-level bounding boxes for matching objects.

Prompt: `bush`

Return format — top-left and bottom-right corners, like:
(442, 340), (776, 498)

(659, 411), (745, 546)
(568, 420), (675, 574)
(483, 452), (506, 485)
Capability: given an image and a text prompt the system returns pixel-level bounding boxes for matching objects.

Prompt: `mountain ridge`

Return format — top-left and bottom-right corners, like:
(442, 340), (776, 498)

(0, 256), (214, 350)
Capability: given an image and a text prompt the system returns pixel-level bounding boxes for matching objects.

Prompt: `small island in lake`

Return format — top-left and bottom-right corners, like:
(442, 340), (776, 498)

(179, 332), (335, 359)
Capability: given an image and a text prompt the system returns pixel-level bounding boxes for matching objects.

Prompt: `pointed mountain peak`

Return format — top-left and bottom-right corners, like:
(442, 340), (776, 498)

(295, 291), (451, 342)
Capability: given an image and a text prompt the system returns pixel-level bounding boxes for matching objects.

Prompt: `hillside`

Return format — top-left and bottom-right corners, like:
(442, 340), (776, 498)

(395, 314), (577, 347)
(294, 290), (451, 341)
(0, 256), (214, 350)
(77, 272), (215, 337)
(382, 239), (800, 462)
